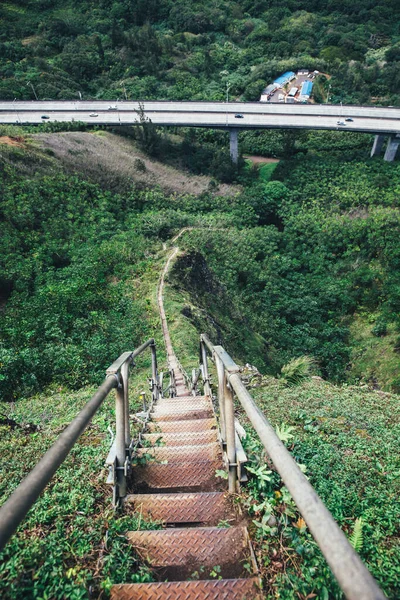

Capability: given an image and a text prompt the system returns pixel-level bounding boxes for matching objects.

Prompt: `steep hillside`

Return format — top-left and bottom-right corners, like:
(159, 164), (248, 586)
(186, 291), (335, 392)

(1, 0), (400, 105)
(1, 127), (399, 394)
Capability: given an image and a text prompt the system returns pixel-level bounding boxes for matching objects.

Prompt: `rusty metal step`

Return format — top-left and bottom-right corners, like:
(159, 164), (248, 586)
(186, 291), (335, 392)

(154, 400), (211, 413)
(126, 526), (251, 580)
(135, 443), (221, 462)
(111, 577), (262, 599)
(156, 395), (208, 403)
(146, 418), (217, 433)
(154, 401), (211, 412)
(142, 431), (218, 446)
(151, 408), (213, 422)
(125, 492), (235, 525)
(132, 459), (225, 493)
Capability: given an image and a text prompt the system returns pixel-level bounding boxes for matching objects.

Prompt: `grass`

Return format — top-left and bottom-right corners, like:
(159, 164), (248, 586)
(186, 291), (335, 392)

(259, 162), (279, 182)
(0, 365), (163, 600)
(349, 314), (400, 392)
(0, 244), (168, 599)
(238, 377), (400, 598)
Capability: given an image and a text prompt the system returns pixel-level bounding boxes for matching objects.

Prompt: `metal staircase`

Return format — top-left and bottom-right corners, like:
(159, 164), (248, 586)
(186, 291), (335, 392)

(111, 383), (260, 598)
(0, 234), (387, 599)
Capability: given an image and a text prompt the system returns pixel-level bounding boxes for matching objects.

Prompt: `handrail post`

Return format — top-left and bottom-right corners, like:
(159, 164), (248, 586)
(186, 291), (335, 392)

(215, 354), (226, 445)
(121, 360), (130, 447)
(224, 374), (237, 493)
(115, 376), (127, 499)
(150, 342), (159, 402)
(200, 339), (211, 396)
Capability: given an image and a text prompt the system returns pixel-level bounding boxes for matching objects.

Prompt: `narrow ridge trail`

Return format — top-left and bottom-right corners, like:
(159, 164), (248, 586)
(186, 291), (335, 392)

(111, 231), (261, 599)
(157, 228), (192, 393)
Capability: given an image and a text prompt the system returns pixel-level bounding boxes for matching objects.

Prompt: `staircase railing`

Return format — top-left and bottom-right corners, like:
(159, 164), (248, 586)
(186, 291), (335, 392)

(199, 333), (386, 600)
(0, 338), (159, 553)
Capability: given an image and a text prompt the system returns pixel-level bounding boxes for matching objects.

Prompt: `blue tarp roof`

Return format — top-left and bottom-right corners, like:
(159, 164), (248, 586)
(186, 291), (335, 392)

(273, 71), (295, 85)
(301, 80), (313, 95)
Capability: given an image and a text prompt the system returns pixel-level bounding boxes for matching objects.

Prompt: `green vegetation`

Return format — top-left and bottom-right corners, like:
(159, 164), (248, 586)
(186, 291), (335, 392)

(238, 377), (400, 598)
(0, 0), (399, 105)
(0, 369), (163, 599)
(1, 1), (400, 597)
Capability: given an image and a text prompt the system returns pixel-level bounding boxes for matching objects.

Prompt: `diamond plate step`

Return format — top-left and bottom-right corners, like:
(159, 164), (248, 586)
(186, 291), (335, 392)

(156, 395), (208, 403)
(142, 431), (218, 446)
(126, 526), (251, 580)
(132, 459), (225, 493)
(136, 443), (221, 462)
(125, 492), (235, 525)
(146, 418), (217, 433)
(111, 577), (262, 599)
(151, 408), (213, 422)
(154, 400), (211, 411)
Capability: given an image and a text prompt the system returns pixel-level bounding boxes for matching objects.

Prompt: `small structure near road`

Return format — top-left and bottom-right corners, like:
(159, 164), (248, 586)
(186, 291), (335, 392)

(300, 80), (313, 102)
(260, 69), (316, 103)
(260, 71), (296, 101)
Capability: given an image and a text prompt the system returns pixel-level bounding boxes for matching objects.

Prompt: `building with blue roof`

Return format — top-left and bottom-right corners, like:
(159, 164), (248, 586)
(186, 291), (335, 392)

(300, 80), (313, 101)
(273, 71), (296, 87)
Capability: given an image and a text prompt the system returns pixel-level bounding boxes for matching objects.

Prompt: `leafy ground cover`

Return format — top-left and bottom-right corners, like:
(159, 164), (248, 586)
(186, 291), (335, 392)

(161, 266), (400, 598)
(0, 115), (399, 598)
(0, 364), (163, 600)
(239, 378), (400, 599)
(1, 0), (400, 106)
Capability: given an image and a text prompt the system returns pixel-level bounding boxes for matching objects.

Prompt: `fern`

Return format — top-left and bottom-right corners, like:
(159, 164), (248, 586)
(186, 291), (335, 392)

(349, 517), (364, 552)
(281, 355), (316, 386)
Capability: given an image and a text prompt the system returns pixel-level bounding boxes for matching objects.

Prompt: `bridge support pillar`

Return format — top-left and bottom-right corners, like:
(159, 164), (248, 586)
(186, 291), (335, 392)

(370, 134), (385, 157)
(229, 128), (239, 164)
(384, 135), (400, 162)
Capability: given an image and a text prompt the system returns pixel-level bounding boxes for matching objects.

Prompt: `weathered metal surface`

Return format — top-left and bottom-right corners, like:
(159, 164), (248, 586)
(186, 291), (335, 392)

(136, 442), (220, 461)
(154, 399), (211, 411)
(126, 526), (250, 579)
(0, 376), (117, 552)
(133, 460), (225, 492)
(213, 346), (240, 374)
(125, 492), (235, 525)
(146, 418), (217, 433)
(147, 417), (217, 433)
(142, 430), (218, 446)
(106, 351), (133, 375)
(202, 334), (386, 600)
(151, 408), (213, 422)
(111, 577), (262, 599)
(155, 395), (208, 405)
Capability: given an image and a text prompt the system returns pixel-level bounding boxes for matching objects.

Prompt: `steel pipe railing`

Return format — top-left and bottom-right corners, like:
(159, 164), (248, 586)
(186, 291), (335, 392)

(199, 334), (386, 600)
(0, 338), (158, 553)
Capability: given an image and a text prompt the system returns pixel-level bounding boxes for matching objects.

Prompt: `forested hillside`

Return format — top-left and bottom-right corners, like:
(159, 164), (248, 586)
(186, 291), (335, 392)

(1, 0), (400, 598)
(1, 0), (400, 105)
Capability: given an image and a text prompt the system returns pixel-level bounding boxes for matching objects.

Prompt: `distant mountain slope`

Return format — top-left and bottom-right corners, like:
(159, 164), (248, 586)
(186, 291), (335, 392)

(1, 0), (400, 105)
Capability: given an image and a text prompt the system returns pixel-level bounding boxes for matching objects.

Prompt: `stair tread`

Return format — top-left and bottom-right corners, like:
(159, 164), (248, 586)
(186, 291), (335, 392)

(111, 577), (262, 599)
(136, 442), (221, 461)
(132, 459), (225, 493)
(146, 418), (217, 433)
(126, 526), (251, 579)
(125, 492), (235, 525)
(151, 408), (213, 422)
(142, 431), (218, 446)
(156, 395), (208, 402)
(154, 400), (211, 411)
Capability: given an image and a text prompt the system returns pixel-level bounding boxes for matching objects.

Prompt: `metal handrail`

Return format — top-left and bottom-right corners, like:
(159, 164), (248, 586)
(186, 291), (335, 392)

(0, 338), (158, 553)
(199, 334), (386, 600)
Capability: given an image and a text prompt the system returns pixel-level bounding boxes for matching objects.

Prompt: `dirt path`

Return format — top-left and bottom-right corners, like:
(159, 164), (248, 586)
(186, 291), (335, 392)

(244, 155), (280, 164)
(157, 229), (194, 395)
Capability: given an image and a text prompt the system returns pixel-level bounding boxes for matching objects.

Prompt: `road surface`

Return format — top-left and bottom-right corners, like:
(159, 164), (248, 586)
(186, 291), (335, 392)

(1, 101), (399, 134)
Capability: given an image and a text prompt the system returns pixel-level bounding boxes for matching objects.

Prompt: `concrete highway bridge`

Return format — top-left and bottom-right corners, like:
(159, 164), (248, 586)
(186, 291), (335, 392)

(1, 100), (399, 162)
